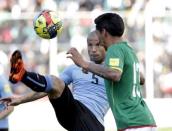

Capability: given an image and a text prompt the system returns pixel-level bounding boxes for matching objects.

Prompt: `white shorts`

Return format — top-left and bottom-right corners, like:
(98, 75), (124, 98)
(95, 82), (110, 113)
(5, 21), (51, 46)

(125, 127), (157, 131)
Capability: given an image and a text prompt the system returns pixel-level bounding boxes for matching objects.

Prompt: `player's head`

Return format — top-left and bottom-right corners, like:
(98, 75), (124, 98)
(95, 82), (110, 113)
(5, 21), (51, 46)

(94, 13), (124, 47)
(87, 31), (105, 64)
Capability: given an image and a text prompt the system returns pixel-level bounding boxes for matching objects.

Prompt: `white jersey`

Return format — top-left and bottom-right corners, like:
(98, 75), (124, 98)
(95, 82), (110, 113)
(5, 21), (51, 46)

(60, 64), (109, 125)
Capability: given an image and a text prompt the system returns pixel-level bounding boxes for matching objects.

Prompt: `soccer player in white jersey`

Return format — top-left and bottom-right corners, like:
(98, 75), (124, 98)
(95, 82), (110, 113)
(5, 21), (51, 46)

(2, 31), (109, 131)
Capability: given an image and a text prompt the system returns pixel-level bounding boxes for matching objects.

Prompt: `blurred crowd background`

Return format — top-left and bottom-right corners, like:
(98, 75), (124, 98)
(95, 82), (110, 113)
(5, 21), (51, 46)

(0, 0), (172, 98)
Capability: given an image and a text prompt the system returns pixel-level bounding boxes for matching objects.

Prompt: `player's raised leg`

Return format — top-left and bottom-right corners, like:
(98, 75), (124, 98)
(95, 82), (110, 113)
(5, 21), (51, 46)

(9, 50), (65, 99)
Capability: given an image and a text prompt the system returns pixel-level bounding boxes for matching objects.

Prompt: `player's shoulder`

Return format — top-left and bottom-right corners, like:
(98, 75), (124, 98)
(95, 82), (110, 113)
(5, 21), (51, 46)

(116, 41), (128, 47)
(114, 41), (133, 52)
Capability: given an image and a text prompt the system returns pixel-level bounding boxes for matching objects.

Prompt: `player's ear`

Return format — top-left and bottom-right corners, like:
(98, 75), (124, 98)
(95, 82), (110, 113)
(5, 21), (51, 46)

(104, 28), (112, 38)
(101, 28), (106, 37)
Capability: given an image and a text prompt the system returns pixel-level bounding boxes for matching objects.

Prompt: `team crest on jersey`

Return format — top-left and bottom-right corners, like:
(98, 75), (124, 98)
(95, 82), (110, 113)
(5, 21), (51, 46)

(109, 58), (119, 66)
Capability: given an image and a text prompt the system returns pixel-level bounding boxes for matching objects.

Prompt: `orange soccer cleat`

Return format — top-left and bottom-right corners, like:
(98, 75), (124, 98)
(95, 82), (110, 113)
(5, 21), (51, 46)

(9, 50), (26, 84)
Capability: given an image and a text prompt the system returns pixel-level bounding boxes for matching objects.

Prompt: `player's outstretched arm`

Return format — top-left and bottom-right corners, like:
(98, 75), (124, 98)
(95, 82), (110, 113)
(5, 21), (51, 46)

(21, 91), (47, 104)
(0, 104), (14, 119)
(67, 47), (122, 82)
(0, 92), (47, 106)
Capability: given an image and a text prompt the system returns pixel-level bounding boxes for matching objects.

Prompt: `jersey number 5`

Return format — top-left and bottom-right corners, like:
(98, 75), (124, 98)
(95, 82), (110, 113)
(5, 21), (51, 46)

(91, 74), (98, 84)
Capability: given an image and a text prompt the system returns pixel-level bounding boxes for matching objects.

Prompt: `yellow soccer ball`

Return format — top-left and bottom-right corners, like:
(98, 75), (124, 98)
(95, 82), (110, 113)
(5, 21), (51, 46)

(33, 10), (63, 39)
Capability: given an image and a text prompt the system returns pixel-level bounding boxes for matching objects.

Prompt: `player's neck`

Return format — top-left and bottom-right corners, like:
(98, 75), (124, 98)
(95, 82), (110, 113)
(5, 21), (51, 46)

(108, 37), (123, 47)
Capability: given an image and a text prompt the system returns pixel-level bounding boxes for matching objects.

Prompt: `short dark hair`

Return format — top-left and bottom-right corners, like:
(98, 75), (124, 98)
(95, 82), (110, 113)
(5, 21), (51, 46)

(94, 13), (124, 37)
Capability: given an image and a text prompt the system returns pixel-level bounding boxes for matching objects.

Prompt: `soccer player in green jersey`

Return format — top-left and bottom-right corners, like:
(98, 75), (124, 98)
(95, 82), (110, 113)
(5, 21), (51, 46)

(67, 13), (157, 131)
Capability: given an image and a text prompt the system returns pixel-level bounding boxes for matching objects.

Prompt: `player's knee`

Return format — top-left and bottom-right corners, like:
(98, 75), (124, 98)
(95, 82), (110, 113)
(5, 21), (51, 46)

(48, 75), (65, 99)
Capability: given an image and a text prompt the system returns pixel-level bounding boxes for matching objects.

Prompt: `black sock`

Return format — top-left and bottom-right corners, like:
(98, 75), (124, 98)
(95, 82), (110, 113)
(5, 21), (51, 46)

(21, 71), (48, 92)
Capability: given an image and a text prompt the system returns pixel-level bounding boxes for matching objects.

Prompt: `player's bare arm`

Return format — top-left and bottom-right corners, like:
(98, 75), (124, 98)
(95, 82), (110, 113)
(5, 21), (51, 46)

(0, 105), (13, 119)
(67, 47), (122, 82)
(11, 92), (47, 106)
(0, 92), (47, 106)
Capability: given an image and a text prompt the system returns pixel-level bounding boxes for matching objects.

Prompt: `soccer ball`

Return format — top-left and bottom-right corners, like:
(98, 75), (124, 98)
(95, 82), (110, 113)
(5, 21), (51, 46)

(33, 10), (63, 39)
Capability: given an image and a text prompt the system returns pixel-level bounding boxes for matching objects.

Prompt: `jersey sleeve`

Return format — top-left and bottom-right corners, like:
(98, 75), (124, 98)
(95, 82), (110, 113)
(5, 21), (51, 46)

(105, 45), (124, 72)
(59, 65), (74, 85)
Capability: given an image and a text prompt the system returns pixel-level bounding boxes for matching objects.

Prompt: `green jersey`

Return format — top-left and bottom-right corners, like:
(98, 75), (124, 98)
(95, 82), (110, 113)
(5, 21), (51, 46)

(105, 41), (156, 130)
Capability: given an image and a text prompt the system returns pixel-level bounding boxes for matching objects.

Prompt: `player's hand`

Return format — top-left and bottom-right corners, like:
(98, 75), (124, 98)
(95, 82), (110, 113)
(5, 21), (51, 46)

(0, 95), (22, 106)
(9, 50), (26, 84)
(66, 48), (89, 69)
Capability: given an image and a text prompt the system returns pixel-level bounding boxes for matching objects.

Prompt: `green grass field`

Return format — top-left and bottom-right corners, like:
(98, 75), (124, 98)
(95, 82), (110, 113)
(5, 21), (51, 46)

(158, 128), (172, 131)
(106, 128), (172, 131)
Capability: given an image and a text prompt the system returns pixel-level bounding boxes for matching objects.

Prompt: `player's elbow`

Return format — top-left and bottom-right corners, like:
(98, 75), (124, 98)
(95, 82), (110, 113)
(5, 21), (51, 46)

(107, 70), (122, 82)
(111, 74), (121, 82)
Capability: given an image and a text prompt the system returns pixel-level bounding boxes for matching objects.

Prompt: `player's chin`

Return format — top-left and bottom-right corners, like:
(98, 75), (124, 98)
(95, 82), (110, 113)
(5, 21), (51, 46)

(91, 57), (102, 64)
(90, 56), (98, 61)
